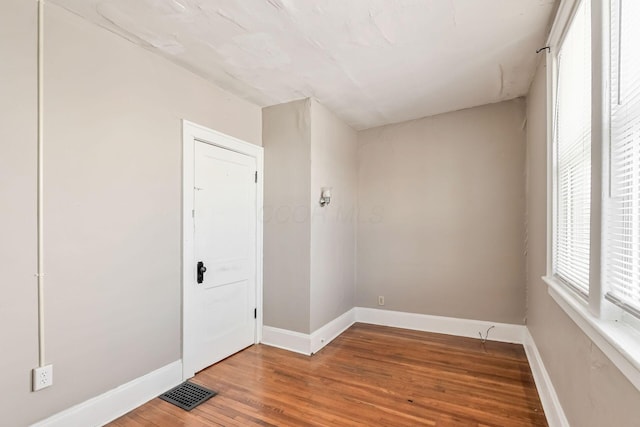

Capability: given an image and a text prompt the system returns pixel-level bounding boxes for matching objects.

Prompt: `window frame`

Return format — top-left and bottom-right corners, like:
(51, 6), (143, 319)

(551, 0), (594, 300)
(544, 0), (640, 392)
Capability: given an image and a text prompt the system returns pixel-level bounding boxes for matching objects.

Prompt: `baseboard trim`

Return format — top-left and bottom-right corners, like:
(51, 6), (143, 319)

(262, 308), (526, 356)
(523, 329), (570, 427)
(28, 312), (567, 427)
(310, 308), (356, 354)
(262, 309), (356, 355)
(261, 326), (312, 355)
(354, 307), (526, 344)
(30, 360), (182, 427)
(263, 308), (565, 426)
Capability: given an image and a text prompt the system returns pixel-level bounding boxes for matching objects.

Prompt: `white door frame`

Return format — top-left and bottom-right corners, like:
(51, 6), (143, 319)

(181, 120), (264, 380)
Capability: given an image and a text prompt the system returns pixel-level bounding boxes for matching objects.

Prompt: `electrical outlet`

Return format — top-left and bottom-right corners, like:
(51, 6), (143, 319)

(32, 364), (53, 391)
(378, 296), (385, 306)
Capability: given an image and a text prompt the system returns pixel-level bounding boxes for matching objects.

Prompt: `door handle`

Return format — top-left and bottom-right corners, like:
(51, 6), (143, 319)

(197, 261), (207, 284)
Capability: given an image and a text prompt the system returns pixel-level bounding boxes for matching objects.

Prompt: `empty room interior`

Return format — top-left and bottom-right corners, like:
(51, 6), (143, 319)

(3, 0), (640, 425)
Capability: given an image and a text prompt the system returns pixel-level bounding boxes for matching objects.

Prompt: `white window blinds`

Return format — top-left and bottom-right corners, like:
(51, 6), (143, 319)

(606, 0), (640, 316)
(553, 0), (592, 295)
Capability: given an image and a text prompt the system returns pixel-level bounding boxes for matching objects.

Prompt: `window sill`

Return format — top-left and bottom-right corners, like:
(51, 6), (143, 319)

(543, 276), (640, 392)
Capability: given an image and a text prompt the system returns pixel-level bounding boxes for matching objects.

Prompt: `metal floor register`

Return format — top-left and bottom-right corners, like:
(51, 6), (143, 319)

(159, 381), (217, 411)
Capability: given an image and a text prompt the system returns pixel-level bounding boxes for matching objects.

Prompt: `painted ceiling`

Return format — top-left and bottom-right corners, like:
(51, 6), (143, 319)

(50, 0), (556, 129)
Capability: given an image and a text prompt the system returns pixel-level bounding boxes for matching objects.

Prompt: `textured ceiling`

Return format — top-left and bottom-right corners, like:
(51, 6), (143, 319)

(49, 0), (555, 130)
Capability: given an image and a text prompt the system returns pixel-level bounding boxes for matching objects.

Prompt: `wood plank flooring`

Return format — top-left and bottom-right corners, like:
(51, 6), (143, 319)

(110, 323), (547, 426)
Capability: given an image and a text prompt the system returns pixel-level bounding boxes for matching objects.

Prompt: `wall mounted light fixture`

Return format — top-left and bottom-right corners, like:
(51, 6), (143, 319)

(319, 187), (332, 207)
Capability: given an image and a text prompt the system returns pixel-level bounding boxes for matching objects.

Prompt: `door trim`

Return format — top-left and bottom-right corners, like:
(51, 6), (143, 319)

(181, 120), (264, 380)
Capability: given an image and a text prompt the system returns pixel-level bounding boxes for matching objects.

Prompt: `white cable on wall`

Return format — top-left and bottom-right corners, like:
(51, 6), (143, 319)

(37, 0), (46, 368)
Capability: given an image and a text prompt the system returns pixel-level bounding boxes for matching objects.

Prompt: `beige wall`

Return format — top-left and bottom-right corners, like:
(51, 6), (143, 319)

(0, 0), (39, 423)
(262, 98), (357, 334)
(309, 100), (357, 331)
(526, 59), (640, 427)
(357, 100), (527, 324)
(12, 2), (639, 426)
(0, 2), (261, 425)
(262, 99), (312, 333)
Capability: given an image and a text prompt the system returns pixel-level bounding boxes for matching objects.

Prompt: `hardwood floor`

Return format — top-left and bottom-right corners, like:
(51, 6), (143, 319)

(110, 323), (547, 426)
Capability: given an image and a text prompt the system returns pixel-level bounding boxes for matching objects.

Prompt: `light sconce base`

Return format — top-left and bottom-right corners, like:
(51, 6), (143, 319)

(319, 187), (332, 207)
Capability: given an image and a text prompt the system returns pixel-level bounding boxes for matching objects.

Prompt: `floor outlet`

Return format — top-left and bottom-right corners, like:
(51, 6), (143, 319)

(378, 296), (385, 306)
(32, 364), (53, 391)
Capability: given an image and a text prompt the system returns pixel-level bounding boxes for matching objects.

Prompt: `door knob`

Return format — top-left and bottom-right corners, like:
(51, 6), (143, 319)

(197, 261), (207, 284)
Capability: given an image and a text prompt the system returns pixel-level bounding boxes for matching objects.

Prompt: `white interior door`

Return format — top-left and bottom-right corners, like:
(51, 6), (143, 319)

(193, 141), (257, 373)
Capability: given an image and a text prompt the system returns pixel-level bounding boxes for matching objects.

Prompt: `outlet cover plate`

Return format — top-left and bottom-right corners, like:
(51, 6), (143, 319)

(33, 364), (53, 391)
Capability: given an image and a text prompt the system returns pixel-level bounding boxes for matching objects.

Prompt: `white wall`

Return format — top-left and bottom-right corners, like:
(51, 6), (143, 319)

(526, 58), (640, 427)
(310, 100), (358, 332)
(357, 100), (527, 324)
(0, 2), (261, 425)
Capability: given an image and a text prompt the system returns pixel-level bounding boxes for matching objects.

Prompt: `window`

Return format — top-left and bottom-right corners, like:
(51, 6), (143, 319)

(606, 0), (640, 316)
(546, 0), (640, 391)
(553, 0), (592, 296)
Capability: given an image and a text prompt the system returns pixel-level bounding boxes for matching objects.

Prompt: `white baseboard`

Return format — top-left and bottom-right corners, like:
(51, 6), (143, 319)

(352, 309), (567, 426)
(30, 360), (182, 427)
(263, 308), (565, 427)
(29, 311), (567, 427)
(262, 308), (356, 355)
(263, 307), (526, 356)
(310, 308), (356, 354)
(261, 326), (312, 355)
(523, 329), (570, 427)
(354, 307), (526, 344)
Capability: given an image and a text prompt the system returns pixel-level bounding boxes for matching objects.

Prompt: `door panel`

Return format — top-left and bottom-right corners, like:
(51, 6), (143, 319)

(193, 141), (256, 373)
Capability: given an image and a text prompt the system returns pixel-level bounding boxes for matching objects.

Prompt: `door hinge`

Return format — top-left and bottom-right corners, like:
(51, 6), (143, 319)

(254, 308), (257, 319)
(254, 171), (258, 183)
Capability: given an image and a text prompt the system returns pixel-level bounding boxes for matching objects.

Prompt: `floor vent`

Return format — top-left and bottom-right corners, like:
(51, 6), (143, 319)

(159, 381), (217, 411)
